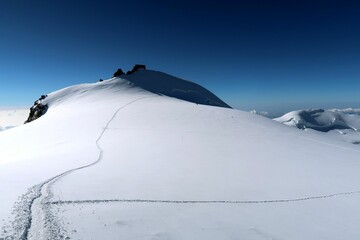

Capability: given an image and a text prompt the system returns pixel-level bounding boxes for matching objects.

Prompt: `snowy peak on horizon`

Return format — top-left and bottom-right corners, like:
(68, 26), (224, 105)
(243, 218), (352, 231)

(274, 109), (360, 132)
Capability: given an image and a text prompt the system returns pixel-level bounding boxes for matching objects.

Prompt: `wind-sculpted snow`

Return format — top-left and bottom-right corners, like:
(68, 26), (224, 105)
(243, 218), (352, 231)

(274, 109), (360, 132)
(274, 109), (360, 146)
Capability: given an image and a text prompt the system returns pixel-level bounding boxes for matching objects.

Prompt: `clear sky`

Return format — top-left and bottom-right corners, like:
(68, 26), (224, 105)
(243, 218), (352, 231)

(0, 0), (359, 115)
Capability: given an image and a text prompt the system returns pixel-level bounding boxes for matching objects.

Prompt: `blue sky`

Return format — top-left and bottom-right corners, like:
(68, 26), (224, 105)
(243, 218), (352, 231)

(0, 0), (359, 115)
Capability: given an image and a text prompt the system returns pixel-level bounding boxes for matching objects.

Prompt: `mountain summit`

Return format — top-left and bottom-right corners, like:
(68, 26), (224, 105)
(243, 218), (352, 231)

(25, 67), (231, 123)
(120, 68), (231, 108)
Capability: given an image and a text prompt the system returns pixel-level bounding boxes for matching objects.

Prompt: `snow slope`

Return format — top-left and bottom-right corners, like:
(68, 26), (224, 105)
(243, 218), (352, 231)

(120, 69), (231, 108)
(1, 71), (360, 239)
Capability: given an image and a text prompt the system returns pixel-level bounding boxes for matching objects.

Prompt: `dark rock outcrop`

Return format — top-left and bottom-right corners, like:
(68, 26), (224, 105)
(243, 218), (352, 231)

(126, 64), (146, 75)
(113, 68), (124, 77)
(24, 95), (49, 124)
(113, 65), (146, 77)
(40, 95), (47, 100)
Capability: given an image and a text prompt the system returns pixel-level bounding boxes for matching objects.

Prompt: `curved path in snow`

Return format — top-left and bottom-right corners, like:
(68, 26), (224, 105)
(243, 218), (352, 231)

(48, 190), (360, 205)
(6, 95), (360, 239)
(8, 96), (155, 240)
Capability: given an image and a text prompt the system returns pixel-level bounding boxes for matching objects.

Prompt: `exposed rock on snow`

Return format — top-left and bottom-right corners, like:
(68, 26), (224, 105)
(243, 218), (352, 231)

(113, 64), (146, 77)
(112, 68), (124, 77)
(24, 95), (48, 124)
(23, 68), (230, 124)
(126, 64), (146, 75)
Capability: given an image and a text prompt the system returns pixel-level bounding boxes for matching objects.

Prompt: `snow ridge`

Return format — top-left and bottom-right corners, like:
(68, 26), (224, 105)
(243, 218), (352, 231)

(5, 96), (155, 240)
(121, 69), (231, 108)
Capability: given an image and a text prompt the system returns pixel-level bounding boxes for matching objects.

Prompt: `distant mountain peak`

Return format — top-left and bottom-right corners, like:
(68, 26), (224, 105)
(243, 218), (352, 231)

(274, 108), (360, 132)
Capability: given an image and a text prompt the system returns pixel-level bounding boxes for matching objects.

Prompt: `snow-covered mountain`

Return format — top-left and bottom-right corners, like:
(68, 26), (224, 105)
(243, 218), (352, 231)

(274, 109), (360, 132)
(1, 69), (360, 240)
(275, 109), (360, 145)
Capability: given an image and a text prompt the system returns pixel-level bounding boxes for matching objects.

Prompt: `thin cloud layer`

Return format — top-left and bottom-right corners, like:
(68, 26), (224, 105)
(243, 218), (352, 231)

(0, 109), (28, 131)
(328, 108), (360, 116)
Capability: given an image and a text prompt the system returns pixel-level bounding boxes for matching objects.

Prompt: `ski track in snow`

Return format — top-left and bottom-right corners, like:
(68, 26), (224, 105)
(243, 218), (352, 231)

(4, 96), (155, 240)
(4, 95), (360, 239)
(47, 190), (360, 205)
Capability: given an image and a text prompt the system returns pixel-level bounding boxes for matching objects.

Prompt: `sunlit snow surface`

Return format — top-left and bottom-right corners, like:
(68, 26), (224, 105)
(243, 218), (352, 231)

(1, 71), (360, 239)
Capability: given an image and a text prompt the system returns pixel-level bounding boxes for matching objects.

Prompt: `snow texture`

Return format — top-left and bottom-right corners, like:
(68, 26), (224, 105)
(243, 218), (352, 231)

(1, 71), (360, 239)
